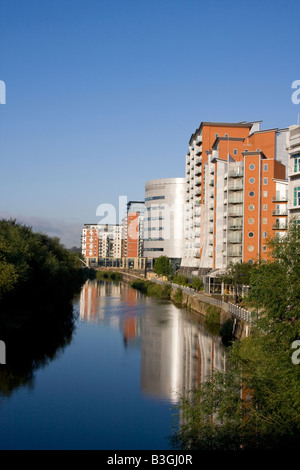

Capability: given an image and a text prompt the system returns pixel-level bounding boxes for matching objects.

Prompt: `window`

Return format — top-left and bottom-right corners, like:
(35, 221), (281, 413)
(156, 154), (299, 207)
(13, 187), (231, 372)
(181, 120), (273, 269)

(294, 155), (300, 173)
(215, 133), (219, 138)
(263, 204), (267, 211)
(249, 191), (255, 197)
(263, 191), (268, 197)
(263, 218), (267, 224)
(233, 149), (237, 156)
(249, 164), (255, 170)
(248, 259), (254, 265)
(264, 164), (268, 171)
(249, 204), (255, 211)
(248, 232), (254, 238)
(145, 196), (165, 201)
(294, 187), (300, 206)
(262, 245), (267, 252)
(249, 177), (255, 184)
(225, 133), (228, 137)
(248, 218), (254, 224)
(263, 177), (268, 185)
(263, 232), (267, 238)
(248, 245), (254, 252)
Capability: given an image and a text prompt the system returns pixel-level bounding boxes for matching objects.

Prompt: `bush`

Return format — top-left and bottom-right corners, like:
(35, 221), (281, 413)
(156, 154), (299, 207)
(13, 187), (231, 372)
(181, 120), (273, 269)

(205, 305), (221, 324)
(192, 276), (204, 291)
(173, 288), (183, 305)
(173, 274), (189, 286)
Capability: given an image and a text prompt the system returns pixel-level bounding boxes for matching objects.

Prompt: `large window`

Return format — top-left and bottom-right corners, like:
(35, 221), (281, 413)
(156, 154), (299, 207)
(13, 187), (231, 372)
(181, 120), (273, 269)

(294, 155), (300, 173)
(294, 187), (300, 206)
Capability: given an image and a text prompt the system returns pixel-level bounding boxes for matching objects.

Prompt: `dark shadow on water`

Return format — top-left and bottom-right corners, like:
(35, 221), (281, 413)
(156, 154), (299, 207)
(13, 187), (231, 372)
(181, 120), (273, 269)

(0, 294), (79, 397)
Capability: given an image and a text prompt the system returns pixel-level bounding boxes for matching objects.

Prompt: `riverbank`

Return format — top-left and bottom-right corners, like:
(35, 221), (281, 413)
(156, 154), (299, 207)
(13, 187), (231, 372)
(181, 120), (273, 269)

(120, 271), (250, 340)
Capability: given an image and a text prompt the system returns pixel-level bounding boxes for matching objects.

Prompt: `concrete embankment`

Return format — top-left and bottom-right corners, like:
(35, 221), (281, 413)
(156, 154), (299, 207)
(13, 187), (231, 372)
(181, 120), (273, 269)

(120, 272), (250, 340)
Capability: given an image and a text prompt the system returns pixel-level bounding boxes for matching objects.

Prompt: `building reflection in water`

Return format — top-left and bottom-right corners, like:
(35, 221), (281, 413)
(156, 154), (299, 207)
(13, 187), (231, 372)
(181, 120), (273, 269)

(80, 280), (226, 403)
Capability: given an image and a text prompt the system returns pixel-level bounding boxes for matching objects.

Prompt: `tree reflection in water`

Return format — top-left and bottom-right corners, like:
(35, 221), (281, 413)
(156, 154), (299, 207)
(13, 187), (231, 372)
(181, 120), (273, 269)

(0, 296), (79, 397)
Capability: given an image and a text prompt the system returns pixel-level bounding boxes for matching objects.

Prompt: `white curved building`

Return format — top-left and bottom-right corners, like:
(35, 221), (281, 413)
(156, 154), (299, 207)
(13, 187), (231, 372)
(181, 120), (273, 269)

(144, 178), (185, 268)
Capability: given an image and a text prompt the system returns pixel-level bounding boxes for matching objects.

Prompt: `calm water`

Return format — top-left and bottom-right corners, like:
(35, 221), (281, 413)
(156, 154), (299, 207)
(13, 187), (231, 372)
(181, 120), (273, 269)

(0, 280), (226, 450)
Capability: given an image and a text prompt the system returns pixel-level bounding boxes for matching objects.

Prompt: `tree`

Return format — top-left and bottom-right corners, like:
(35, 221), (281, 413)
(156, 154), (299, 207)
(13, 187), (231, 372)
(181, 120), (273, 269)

(153, 256), (172, 278)
(172, 223), (300, 450)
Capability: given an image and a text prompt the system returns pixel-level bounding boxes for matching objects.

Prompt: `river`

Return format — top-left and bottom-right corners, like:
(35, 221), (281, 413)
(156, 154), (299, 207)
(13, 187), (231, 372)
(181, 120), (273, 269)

(0, 279), (226, 450)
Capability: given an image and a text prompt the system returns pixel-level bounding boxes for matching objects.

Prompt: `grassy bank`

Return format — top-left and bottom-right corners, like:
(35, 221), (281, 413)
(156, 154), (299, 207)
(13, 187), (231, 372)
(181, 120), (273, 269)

(95, 270), (123, 281)
(130, 279), (171, 300)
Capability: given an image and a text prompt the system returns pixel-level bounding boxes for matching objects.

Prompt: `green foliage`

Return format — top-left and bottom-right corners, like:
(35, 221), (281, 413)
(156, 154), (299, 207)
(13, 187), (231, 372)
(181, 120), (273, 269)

(223, 261), (254, 286)
(172, 224), (300, 450)
(205, 304), (221, 324)
(192, 276), (203, 291)
(172, 273), (189, 286)
(130, 279), (171, 300)
(96, 270), (123, 281)
(0, 218), (84, 302)
(248, 222), (300, 324)
(153, 256), (172, 277)
(173, 288), (183, 305)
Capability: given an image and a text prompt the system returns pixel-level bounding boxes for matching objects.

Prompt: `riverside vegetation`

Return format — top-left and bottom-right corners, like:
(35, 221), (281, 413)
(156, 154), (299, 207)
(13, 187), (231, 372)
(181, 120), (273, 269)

(171, 222), (300, 450)
(0, 219), (92, 395)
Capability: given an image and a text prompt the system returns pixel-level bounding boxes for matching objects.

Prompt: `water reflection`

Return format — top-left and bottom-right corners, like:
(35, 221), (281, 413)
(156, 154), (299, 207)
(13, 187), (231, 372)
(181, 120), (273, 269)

(0, 299), (78, 397)
(80, 280), (226, 403)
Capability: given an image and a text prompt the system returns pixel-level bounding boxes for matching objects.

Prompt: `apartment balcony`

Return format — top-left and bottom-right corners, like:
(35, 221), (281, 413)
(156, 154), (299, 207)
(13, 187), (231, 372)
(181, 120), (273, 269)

(195, 209), (201, 217)
(186, 195), (189, 202)
(209, 202), (214, 210)
(224, 172), (228, 179)
(229, 169), (244, 178)
(186, 167), (190, 174)
(228, 196), (243, 204)
(195, 157), (202, 166)
(195, 199), (201, 206)
(272, 210), (287, 216)
(195, 167), (202, 176)
(228, 223), (243, 230)
(186, 177), (190, 184)
(195, 178), (202, 186)
(196, 145), (202, 155)
(191, 164), (194, 170)
(228, 183), (243, 191)
(272, 195), (288, 202)
(228, 247), (243, 257)
(209, 238), (214, 246)
(195, 231), (200, 238)
(208, 251), (213, 258)
(228, 210), (243, 217)
(186, 158), (190, 165)
(195, 135), (203, 144)
(210, 190), (214, 198)
(194, 241), (200, 249)
(195, 189), (201, 197)
(272, 223), (288, 230)
(209, 166), (215, 175)
(194, 222), (201, 228)
(209, 215), (214, 222)
(228, 234), (243, 243)
(209, 227), (214, 234)
(209, 179), (214, 186)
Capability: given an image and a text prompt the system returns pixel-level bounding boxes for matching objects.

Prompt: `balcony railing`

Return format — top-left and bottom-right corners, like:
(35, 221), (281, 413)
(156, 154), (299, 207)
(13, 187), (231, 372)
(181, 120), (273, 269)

(228, 196), (243, 204)
(228, 224), (243, 230)
(272, 195), (288, 202)
(195, 157), (202, 165)
(229, 169), (244, 178)
(272, 210), (287, 216)
(272, 223), (288, 230)
(228, 183), (243, 191)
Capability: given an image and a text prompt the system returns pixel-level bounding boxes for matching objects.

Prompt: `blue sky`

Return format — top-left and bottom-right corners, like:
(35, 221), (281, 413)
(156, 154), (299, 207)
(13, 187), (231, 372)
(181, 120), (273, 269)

(0, 0), (299, 247)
